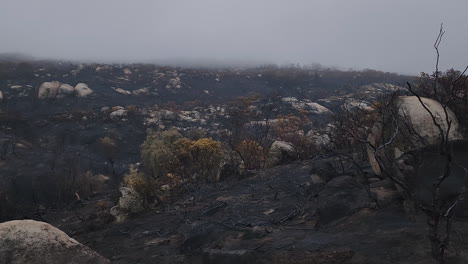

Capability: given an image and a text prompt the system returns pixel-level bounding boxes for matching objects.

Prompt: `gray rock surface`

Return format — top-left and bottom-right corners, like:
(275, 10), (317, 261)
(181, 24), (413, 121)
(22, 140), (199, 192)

(110, 187), (145, 223)
(0, 220), (109, 264)
(368, 96), (462, 175)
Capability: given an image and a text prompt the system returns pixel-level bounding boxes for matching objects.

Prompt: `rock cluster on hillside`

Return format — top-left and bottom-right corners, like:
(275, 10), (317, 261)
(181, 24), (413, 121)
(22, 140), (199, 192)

(37, 81), (93, 99)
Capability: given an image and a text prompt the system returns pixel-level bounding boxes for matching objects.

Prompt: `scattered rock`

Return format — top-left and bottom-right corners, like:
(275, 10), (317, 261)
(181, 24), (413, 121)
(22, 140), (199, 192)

(132, 87), (149, 96)
(123, 68), (132, 75)
(306, 102), (332, 114)
(110, 109), (127, 121)
(101, 106), (110, 112)
(166, 77), (182, 90)
(115, 88), (131, 95)
(111, 106), (124, 111)
(159, 109), (178, 121)
(0, 220), (110, 264)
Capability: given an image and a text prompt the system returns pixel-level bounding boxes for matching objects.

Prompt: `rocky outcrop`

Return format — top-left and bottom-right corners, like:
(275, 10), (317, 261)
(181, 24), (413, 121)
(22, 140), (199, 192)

(0, 220), (109, 264)
(166, 76), (182, 90)
(110, 187), (145, 223)
(37, 82), (93, 99)
(114, 88), (131, 95)
(368, 96), (462, 175)
(132, 87), (150, 96)
(306, 102), (332, 114)
(74, 83), (93, 97)
(38, 81), (61, 99)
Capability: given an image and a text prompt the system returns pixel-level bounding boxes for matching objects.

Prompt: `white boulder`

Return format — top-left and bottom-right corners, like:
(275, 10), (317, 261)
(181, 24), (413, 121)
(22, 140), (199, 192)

(74, 83), (93, 97)
(38, 81), (61, 99)
(115, 88), (131, 95)
(132, 87), (149, 96)
(268, 141), (296, 166)
(57, 84), (75, 98)
(159, 110), (178, 121)
(397, 96), (461, 142)
(0, 220), (109, 264)
(123, 68), (132, 75)
(110, 109), (127, 121)
(368, 96), (462, 175)
(306, 102), (332, 114)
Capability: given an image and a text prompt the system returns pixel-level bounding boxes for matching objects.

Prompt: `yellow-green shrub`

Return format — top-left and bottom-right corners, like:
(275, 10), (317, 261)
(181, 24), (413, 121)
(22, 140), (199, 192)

(175, 138), (224, 181)
(235, 140), (266, 169)
(140, 129), (181, 179)
(141, 129), (224, 185)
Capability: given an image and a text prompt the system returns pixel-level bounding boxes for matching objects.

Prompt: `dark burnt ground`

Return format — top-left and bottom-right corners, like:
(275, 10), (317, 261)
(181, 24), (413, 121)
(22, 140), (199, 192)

(43, 160), (468, 264)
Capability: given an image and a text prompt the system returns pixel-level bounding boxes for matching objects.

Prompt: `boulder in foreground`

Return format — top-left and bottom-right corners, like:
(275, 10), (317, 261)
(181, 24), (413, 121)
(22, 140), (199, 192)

(0, 220), (109, 264)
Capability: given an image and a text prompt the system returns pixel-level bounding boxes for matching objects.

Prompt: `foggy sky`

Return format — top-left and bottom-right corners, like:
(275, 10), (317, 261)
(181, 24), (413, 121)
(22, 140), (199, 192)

(1, 0), (467, 74)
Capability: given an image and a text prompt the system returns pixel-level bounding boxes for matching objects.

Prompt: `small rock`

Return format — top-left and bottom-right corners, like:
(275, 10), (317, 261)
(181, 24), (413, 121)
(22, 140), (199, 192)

(123, 68), (132, 75)
(115, 88), (131, 95)
(0, 220), (110, 263)
(132, 87), (149, 96)
(110, 109), (127, 121)
(101, 106), (110, 112)
(111, 106), (124, 111)
(263, 209), (275, 215)
(159, 110), (178, 121)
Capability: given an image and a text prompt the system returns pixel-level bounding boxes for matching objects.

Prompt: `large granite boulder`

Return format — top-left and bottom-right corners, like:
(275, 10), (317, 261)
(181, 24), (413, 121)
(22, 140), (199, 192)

(0, 220), (109, 264)
(38, 81), (61, 99)
(368, 96), (462, 175)
(267, 141), (296, 166)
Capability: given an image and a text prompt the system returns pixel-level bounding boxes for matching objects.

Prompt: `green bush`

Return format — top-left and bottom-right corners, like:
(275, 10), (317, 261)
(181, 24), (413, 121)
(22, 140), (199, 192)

(140, 129), (181, 179)
(174, 138), (224, 182)
(140, 129), (224, 183)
